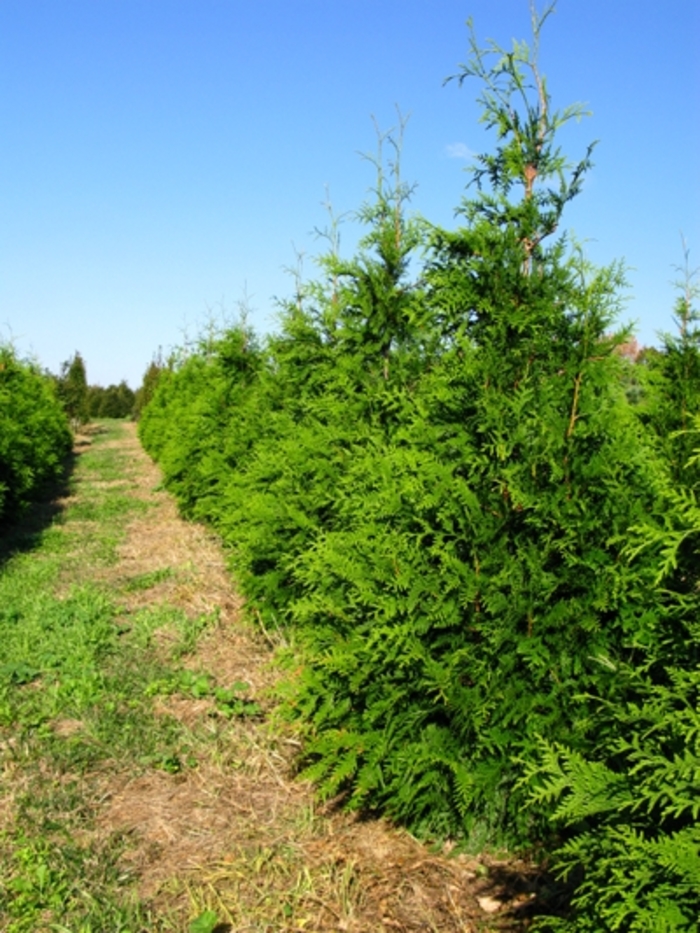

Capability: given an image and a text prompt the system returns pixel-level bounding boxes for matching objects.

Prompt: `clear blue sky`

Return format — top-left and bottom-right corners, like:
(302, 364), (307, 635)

(1, 0), (698, 388)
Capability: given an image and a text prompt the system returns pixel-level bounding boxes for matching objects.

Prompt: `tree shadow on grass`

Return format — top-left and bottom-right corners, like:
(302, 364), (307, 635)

(0, 446), (78, 570)
(477, 859), (576, 928)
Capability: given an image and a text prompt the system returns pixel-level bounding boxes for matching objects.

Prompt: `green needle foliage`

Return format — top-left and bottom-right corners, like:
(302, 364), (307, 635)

(314, 112), (431, 381)
(523, 449), (700, 931)
(140, 110), (429, 633)
(637, 242), (700, 485)
(55, 351), (90, 429)
(138, 2), (694, 925)
(280, 0), (665, 847)
(215, 119), (429, 626)
(0, 344), (72, 527)
(133, 351), (165, 419)
(139, 324), (266, 518)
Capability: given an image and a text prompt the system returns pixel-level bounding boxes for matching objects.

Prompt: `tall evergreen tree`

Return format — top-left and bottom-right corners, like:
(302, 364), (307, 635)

(283, 1), (665, 846)
(56, 352), (89, 428)
(133, 352), (165, 420)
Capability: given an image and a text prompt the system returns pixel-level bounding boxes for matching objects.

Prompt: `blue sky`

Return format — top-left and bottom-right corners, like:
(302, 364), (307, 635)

(1, 0), (698, 388)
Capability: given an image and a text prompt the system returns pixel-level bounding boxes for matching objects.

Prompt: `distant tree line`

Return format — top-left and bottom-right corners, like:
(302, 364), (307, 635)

(52, 351), (165, 423)
(86, 381), (135, 419)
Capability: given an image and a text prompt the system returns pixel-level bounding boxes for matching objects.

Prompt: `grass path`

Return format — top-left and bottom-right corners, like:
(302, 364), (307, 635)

(0, 420), (540, 932)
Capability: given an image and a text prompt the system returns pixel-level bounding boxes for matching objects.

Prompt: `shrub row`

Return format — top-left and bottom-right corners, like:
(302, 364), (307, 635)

(139, 8), (699, 929)
(0, 345), (73, 526)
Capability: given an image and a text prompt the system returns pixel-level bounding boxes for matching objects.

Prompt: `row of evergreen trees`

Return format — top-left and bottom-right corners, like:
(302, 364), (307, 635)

(0, 346), (150, 531)
(138, 6), (699, 929)
(0, 345), (72, 527)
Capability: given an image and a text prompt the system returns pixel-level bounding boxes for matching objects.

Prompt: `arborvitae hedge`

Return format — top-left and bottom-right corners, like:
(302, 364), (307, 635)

(636, 244), (700, 488)
(267, 7), (666, 847)
(0, 345), (72, 526)
(138, 326), (266, 517)
(139, 4), (698, 927)
(523, 448), (700, 932)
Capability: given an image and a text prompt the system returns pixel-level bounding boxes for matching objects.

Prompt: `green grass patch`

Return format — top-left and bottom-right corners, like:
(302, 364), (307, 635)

(0, 420), (225, 930)
(65, 493), (149, 523)
(0, 829), (160, 933)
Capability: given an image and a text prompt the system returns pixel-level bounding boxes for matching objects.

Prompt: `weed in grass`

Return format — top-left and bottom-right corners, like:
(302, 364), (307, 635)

(86, 693), (193, 772)
(188, 909), (222, 933)
(0, 421), (259, 930)
(212, 683), (263, 720)
(0, 588), (197, 782)
(171, 609), (219, 659)
(179, 841), (357, 933)
(83, 453), (132, 485)
(0, 829), (161, 933)
(0, 548), (61, 596)
(43, 424), (155, 576)
(117, 602), (188, 650)
(124, 567), (175, 592)
(0, 586), (117, 727)
(146, 669), (263, 720)
(117, 604), (218, 660)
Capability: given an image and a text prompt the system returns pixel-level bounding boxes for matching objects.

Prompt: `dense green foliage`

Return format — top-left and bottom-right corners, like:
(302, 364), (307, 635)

(55, 351), (137, 420)
(133, 354), (165, 419)
(636, 245), (700, 487)
(87, 380), (136, 419)
(0, 345), (72, 526)
(523, 454), (700, 931)
(138, 4), (699, 927)
(55, 352), (89, 428)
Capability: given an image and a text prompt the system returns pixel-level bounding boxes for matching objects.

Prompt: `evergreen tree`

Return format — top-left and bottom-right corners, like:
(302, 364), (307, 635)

(282, 1), (665, 846)
(56, 352), (89, 428)
(315, 113), (430, 385)
(87, 381), (136, 418)
(138, 323), (266, 517)
(133, 352), (165, 420)
(638, 240), (700, 484)
(523, 424), (700, 932)
(0, 345), (72, 523)
(192, 116), (430, 629)
(141, 0), (662, 849)
(133, 3), (694, 920)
